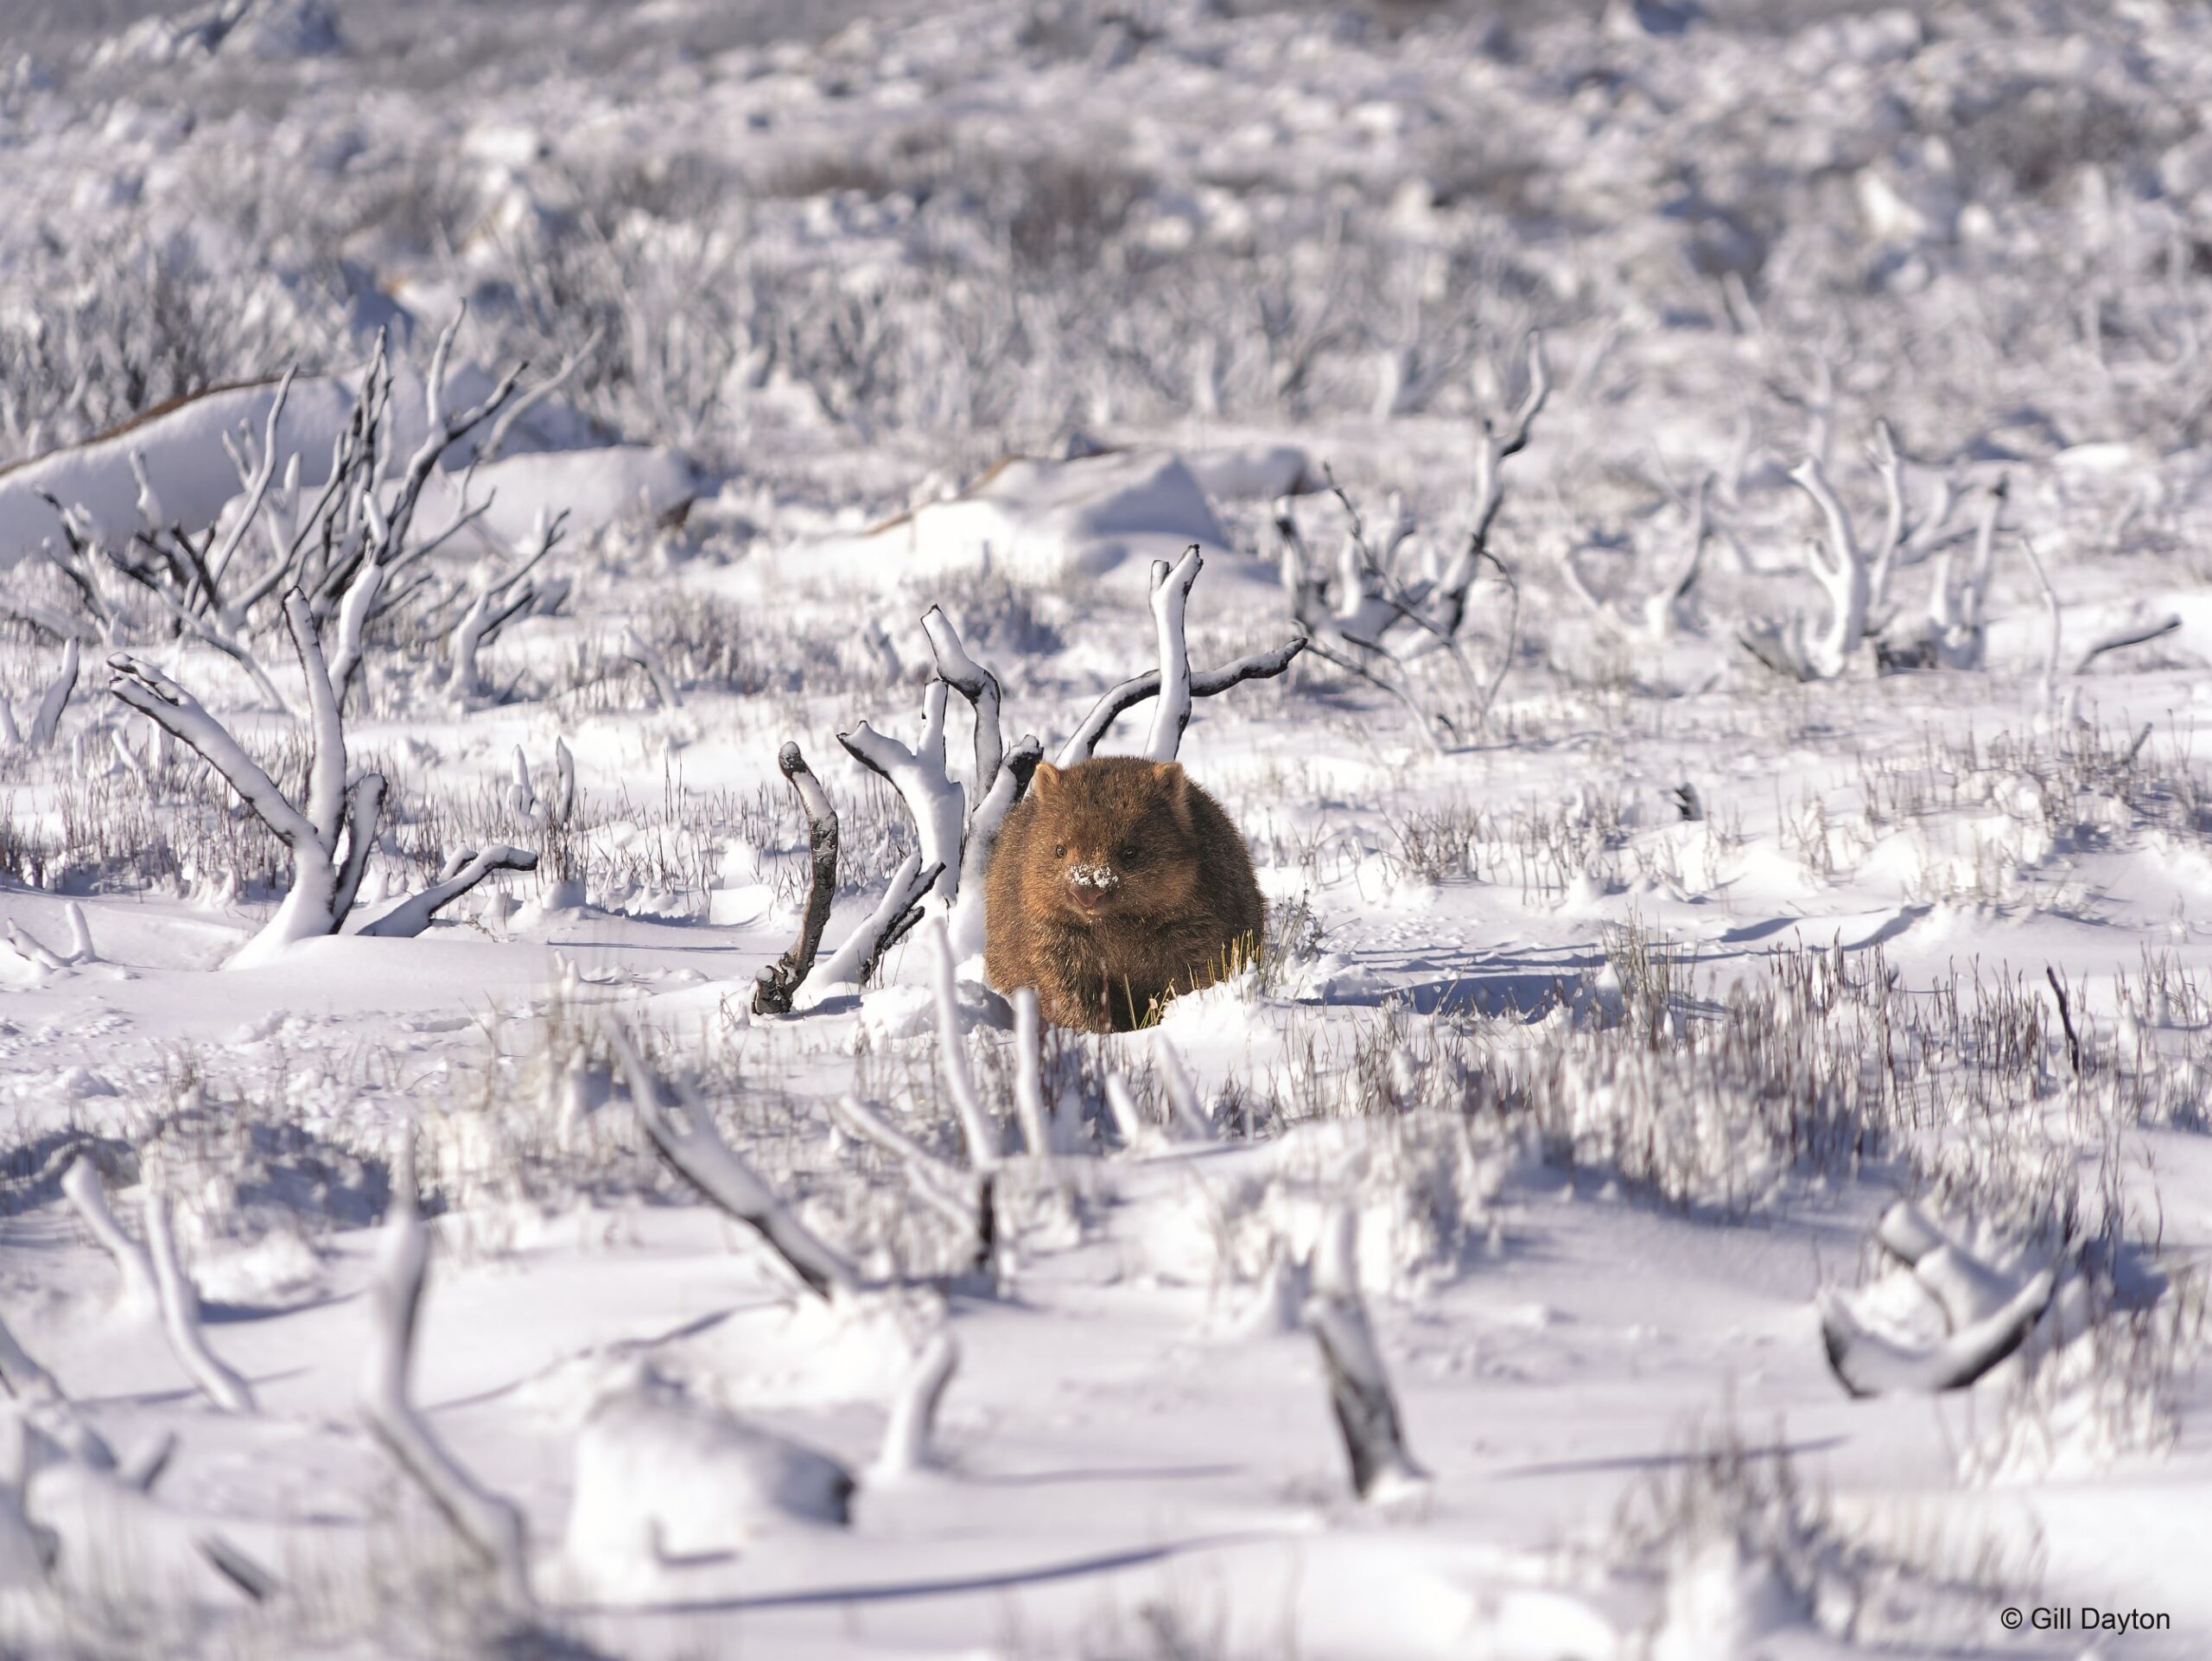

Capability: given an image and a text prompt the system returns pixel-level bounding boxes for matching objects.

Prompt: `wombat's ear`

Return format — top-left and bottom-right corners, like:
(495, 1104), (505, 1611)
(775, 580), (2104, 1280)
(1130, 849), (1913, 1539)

(1032, 762), (1062, 798)
(1152, 760), (1192, 825)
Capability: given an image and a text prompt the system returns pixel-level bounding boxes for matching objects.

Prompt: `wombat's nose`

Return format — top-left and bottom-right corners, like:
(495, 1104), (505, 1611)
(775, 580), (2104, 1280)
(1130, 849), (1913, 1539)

(1067, 862), (1120, 892)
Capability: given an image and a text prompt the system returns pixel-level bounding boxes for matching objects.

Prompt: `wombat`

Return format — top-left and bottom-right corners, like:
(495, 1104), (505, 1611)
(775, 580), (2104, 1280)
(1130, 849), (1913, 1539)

(984, 755), (1264, 1033)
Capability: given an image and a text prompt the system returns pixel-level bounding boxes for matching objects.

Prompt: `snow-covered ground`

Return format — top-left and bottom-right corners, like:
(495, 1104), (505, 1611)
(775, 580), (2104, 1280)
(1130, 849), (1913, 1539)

(4, 1), (2212, 1656)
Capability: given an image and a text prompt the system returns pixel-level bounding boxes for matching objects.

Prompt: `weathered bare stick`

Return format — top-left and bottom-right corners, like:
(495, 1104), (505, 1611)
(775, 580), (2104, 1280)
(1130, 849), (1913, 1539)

(796, 852), (945, 1002)
(754, 742), (840, 1016)
(1305, 1206), (1426, 1501)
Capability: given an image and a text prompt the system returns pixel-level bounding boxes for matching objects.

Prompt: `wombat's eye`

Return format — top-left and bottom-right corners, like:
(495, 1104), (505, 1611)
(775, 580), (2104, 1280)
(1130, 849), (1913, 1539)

(1115, 843), (1141, 865)
(1052, 843), (1067, 859)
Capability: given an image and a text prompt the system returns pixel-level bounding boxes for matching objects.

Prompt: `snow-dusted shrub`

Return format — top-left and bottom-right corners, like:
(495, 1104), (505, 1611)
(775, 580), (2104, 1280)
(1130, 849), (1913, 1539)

(1964, 1265), (2208, 1481)
(0, 226), (336, 460)
(131, 1051), (391, 1259)
(1614, 1415), (2029, 1656)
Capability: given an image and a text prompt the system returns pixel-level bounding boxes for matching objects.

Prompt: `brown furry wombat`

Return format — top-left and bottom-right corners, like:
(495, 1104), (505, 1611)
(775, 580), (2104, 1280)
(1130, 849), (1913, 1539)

(984, 755), (1263, 1033)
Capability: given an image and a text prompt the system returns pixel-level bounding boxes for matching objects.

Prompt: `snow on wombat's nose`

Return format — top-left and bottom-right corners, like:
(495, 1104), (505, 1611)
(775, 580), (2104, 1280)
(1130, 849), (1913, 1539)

(1067, 862), (1120, 890)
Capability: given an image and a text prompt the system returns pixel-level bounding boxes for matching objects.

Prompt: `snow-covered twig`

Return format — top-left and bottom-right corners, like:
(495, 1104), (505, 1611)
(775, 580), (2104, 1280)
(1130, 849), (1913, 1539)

(358, 845), (537, 939)
(1304, 1206), (1426, 1501)
(2074, 612), (2182, 675)
(22, 637), (78, 750)
(1011, 989), (1058, 1157)
(920, 608), (1040, 958)
(1142, 547), (1202, 760)
(841, 679), (963, 919)
(609, 1024), (859, 1301)
(1780, 453), (1872, 680)
(796, 851), (944, 1002)
(1560, 474), (1711, 646)
(0, 1314), (62, 1404)
(1054, 637), (1307, 767)
(110, 593), (525, 962)
(829, 1095), (987, 1246)
(1281, 334), (1547, 745)
(1152, 1037), (1214, 1143)
(921, 606), (1005, 805)
(926, 919), (1001, 1172)
(619, 626), (682, 710)
(446, 509), (568, 700)
(3, 920), (68, 976)
(753, 742), (841, 1016)
(59, 1155), (159, 1315)
(1102, 1072), (1149, 1150)
(873, 1332), (959, 1480)
(360, 1148), (533, 1607)
(143, 1191), (255, 1414)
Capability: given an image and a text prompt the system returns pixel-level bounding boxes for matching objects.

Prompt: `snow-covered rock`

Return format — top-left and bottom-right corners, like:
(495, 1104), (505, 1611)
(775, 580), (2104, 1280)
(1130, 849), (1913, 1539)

(565, 1368), (852, 1588)
(838, 448), (1230, 587)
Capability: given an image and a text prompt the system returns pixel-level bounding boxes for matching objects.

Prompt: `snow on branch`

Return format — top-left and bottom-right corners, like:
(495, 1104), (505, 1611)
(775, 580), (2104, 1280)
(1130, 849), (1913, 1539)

(1151, 1036), (1214, 1144)
(841, 679), (963, 920)
(1011, 989), (1060, 1158)
(1739, 452), (1872, 682)
(26, 321), (542, 685)
(1142, 546), (1202, 760)
(1559, 474), (1711, 646)
(1281, 334), (1548, 748)
(60, 1155), (159, 1315)
(829, 1094), (989, 1254)
(925, 918), (1002, 1173)
(144, 1191), (255, 1413)
(444, 508), (569, 701)
(1048, 562), (1292, 765)
(1304, 1206), (1427, 1502)
(360, 1146), (533, 1607)
(61, 1157), (254, 1410)
(0, 1314), (63, 1406)
(1818, 1199), (2057, 1397)
(3, 904), (93, 980)
(873, 1331), (960, 1480)
(796, 850), (944, 1003)
(0, 638), (79, 751)
(110, 591), (531, 964)
(358, 845), (537, 939)
(608, 1023), (860, 1301)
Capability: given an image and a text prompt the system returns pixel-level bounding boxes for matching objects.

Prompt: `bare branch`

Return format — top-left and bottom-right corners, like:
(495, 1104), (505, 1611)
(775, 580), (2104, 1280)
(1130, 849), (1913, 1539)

(753, 742), (841, 1016)
(144, 1190), (255, 1413)
(608, 1024), (859, 1301)
(360, 1149), (533, 1606)
(1054, 638), (1306, 767)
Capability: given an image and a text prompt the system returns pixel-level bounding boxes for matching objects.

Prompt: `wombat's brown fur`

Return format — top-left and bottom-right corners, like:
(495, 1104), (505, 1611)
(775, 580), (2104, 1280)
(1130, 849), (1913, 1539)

(984, 755), (1263, 1033)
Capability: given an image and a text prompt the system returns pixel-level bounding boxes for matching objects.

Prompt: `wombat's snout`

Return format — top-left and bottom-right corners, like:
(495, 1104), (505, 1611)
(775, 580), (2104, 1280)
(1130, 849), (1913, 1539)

(1065, 862), (1120, 904)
